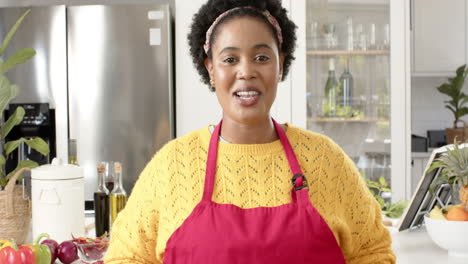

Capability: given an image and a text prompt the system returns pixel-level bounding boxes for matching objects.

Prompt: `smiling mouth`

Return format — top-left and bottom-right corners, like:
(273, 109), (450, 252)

(235, 91), (260, 99)
(233, 90), (261, 106)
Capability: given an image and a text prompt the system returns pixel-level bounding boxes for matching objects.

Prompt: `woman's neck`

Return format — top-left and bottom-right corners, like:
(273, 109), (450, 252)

(219, 117), (278, 144)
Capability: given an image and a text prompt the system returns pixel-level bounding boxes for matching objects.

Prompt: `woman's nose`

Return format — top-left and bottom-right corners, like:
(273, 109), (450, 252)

(237, 60), (256, 80)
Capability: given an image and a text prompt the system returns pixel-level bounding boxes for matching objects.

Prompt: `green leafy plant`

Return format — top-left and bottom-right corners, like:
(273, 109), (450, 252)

(427, 139), (468, 209)
(362, 173), (408, 218)
(321, 103), (364, 118)
(0, 10), (49, 189)
(436, 64), (468, 129)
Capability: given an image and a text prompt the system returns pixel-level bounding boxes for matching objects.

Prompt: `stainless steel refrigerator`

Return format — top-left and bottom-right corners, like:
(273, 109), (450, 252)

(68, 4), (174, 201)
(0, 4), (174, 202)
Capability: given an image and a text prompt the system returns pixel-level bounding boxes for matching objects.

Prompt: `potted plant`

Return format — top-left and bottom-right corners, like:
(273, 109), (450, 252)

(428, 140), (468, 214)
(436, 64), (468, 143)
(0, 9), (50, 243)
(361, 173), (408, 220)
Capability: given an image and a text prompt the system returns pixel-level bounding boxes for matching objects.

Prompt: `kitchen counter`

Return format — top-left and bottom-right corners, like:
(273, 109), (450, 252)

(390, 226), (467, 264)
(28, 216), (468, 263)
(86, 217), (465, 263)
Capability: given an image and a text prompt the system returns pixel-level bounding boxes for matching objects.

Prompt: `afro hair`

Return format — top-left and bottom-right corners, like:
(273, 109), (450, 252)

(187, 0), (297, 91)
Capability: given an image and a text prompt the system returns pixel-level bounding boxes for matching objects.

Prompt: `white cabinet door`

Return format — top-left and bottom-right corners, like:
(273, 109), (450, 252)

(412, 0), (466, 76)
(290, 0), (411, 201)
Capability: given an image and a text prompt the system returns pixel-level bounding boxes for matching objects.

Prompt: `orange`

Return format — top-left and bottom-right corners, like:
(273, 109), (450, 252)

(446, 207), (468, 221)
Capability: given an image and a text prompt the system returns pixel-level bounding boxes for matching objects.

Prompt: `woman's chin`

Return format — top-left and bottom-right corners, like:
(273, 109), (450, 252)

(227, 113), (271, 126)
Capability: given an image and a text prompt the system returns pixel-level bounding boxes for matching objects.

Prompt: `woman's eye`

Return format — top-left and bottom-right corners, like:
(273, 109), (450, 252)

(255, 55), (270, 62)
(223, 57), (237, 64)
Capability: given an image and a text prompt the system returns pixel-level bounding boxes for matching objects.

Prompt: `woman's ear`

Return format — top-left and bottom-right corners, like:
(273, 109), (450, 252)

(279, 53), (285, 79)
(204, 58), (214, 80)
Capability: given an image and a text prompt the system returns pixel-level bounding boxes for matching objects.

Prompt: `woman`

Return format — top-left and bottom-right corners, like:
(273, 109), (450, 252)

(105, 0), (396, 263)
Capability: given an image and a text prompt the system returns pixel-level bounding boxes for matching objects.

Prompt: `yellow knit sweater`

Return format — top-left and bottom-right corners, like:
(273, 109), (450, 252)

(105, 124), (396, 264)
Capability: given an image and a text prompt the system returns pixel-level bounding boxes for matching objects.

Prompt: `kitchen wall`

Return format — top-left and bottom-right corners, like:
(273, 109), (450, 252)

(175, 0), (222, 137)
(410, 0), (468, 141)
(411, 76), (465, 137)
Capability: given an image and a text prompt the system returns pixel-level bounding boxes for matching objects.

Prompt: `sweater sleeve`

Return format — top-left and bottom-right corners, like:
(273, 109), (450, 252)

(105, 154), (163, 264)
(340, 154), (396, 264)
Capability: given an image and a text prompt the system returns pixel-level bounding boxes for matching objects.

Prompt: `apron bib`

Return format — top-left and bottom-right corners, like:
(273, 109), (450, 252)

(163, 119), (346, 263)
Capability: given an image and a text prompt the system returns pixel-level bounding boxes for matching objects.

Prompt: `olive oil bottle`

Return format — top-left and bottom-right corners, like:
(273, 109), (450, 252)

(94, 162), (110, 237)
(324, 58), (338, 117)
(109, 162), (127, 227)
(68, 139), (79, 165)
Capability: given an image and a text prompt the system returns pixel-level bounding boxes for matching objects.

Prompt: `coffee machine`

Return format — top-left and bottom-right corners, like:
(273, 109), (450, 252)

(5, 103), (56, 174)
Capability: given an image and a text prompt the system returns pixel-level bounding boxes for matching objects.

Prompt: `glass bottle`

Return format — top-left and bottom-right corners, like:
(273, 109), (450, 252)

(383, 23), (390, 49)
(339, 57), (354, 108)
(324, 58), (338, 117)
(369, 23), (376, 49)
(355, 24), (367, 51)
(309, 20), (319, 50)
(109, 162), (127, 227)
(94, 162), (110, 237)
(68, 139), (78, 165)
(346, 16), (354, 51)
(103, 162), (115, 192)
(323, 23), (337, 49)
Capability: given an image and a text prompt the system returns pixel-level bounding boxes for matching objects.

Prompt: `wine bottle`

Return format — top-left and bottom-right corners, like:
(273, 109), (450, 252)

(339, 57), (354, 107)
(109, 162), (127, 228)
(94, 162), (110, 237)
(68, 139), (78, 165)
(324, 58), (338, 117)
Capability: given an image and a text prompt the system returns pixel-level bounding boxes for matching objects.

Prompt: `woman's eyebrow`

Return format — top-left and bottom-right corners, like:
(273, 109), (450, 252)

(218, 46), (239, 55)
(218, 44), (273, 55)
(253, 44), (273, 50)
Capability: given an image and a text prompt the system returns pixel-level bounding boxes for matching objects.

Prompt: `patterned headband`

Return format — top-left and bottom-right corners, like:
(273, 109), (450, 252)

(203, 6), (283, 54)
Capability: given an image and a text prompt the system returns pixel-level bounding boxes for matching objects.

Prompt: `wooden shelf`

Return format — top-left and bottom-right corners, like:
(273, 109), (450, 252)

(307, 49), (390, 56)
(309, 117), (389, 123)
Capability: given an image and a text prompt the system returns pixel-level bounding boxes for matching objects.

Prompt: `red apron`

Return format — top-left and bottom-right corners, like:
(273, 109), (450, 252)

(163, 119), (346, 263)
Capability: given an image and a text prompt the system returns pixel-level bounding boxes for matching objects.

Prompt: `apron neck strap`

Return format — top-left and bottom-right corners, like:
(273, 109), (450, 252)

(202, 118), (306, 202)
(272, 119), (304, 176)
(202, 120), (223, 201)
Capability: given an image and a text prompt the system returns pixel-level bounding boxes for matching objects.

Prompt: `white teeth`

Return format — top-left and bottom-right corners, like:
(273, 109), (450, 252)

(236, 91), (259, 97)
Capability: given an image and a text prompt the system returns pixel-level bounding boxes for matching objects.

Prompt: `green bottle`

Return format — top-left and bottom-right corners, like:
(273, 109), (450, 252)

(324, 58), (338, 117)
(339, 57), (353, 107)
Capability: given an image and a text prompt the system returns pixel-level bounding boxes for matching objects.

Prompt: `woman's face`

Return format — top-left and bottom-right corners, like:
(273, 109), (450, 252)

(205, 16), (285, 126)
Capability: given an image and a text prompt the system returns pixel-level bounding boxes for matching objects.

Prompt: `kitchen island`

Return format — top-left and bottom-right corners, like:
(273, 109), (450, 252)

(389, 227), (467, 264)
(27, 216), (467, 263)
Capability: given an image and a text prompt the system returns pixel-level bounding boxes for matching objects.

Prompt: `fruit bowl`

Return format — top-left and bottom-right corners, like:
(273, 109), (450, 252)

(75, 240), (109, 263)
(424, 215), (468, 258)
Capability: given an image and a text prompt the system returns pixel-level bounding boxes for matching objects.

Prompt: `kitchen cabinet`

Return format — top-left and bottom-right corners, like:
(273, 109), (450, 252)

(411, 0), (467, 76)
(289, 0), (411, 201)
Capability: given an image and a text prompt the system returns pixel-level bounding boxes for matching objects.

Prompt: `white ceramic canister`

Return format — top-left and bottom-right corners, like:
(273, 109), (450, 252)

(31, 158), (85, 243)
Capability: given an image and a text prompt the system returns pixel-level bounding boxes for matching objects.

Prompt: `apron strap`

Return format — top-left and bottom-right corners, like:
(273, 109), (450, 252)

(202, 120), (222, 202)
(272, 119), (303, 176)
(203, 119), (309, 203)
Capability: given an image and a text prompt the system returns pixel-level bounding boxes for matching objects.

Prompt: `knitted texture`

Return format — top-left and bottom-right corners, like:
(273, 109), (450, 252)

(105, 124), (396, 264)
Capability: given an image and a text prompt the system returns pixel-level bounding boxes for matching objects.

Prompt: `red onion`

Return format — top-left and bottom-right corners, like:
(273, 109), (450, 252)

(41, 239), (59, 264)
(57, 240), (78, 264)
